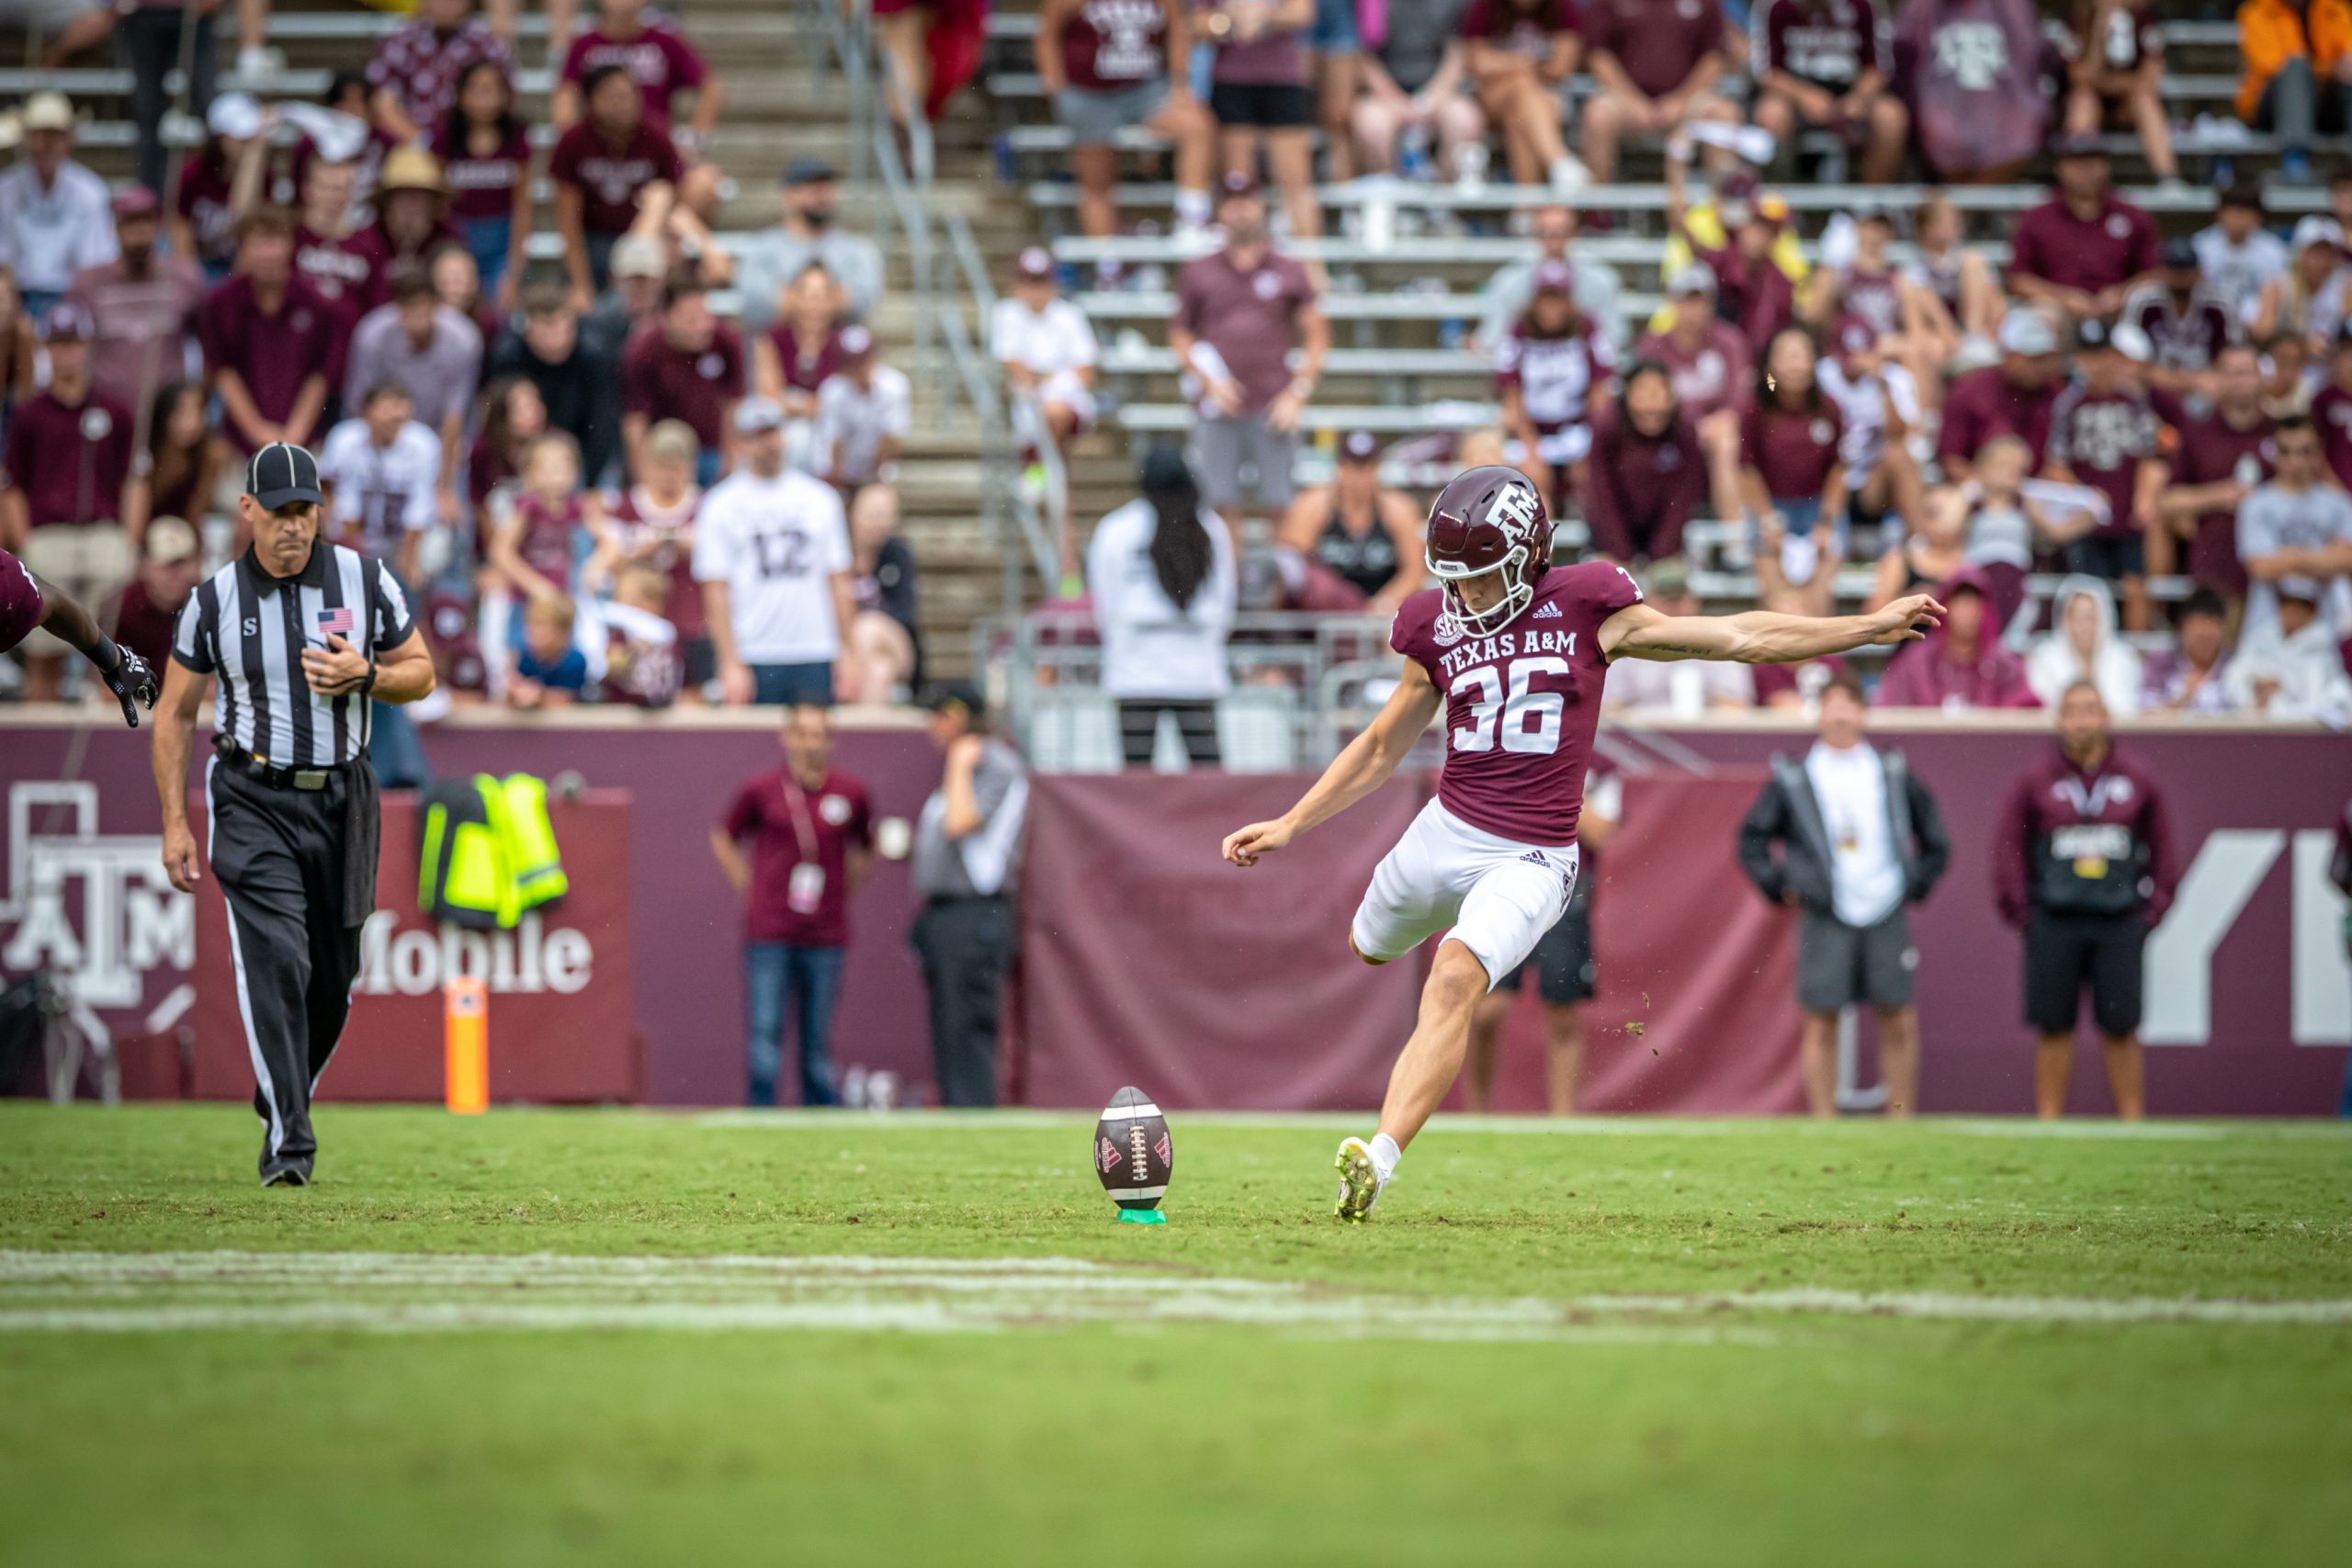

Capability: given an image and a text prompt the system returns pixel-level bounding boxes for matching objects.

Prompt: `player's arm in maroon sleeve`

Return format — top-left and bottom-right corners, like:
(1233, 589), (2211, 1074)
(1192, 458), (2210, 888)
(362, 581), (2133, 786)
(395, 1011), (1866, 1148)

(1598, 592), (1944, 666)
(1223, 656), (1442, 866)
(1993, 775), (2031, 928)
(2141, 775), (2177, 925)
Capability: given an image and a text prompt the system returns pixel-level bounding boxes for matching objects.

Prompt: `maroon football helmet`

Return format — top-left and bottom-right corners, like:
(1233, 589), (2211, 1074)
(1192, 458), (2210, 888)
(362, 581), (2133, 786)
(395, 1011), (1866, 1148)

(1424, 465), (1552, 636)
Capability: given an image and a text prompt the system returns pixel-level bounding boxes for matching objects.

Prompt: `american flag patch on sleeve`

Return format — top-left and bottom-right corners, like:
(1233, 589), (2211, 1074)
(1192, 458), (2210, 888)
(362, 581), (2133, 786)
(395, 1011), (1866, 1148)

(315, 606), (355, 639)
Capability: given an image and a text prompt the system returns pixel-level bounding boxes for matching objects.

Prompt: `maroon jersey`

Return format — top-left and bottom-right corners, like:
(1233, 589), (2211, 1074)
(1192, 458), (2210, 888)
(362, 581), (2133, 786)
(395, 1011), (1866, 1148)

(1635, 321), (1753, 423)
(175, 149), (240, 268)
(1496, 323), (1615, 431)
(1937, 366), (2058, 468)
(1994, 742), (2176, 926)
(196, 275), (344, 454)
(608, 483), (705, 638)
(1838, 264), (1904, 339)
(1893, 0), (2049, 178)
(338, 217), (465, 316)
(1694, 241), (1798, 355)
(549, 121), (682, 237)
(598, 602), (684, 708)
(2121, 284), (2236, 377)
(1, 390), (136, 528)
(2044, 381), (2161, 540)
(1392, 561), (1645, 847)
(722, 767), (875, 947)
(1755, 0), (1890, 90)
(1584, 412), (1703, 562)
(424, 590), (489, 694)
(507, 491), (583, 585)
(1063, 0), (1170, 87)
(1461, 0), (1579, 59)
(0, 547), (42, 654)
(2162, 409), (2275, 598)
(622, 322), (745, 452)
(293, 225), (373, 309)
(763, 321), (846, 397)
(1740, 397), (1844, 503)
(1583, 0), (1724, 96)
(2314, 382), (2352, 489)
(434, 120), (532, 222)
(2008, 193), (2160, 299)
(560, 22), (708, 135)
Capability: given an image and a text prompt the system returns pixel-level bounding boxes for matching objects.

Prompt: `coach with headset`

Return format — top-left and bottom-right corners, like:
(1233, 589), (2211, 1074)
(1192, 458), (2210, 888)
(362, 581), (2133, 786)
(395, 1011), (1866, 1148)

(152, 444), (437, 1187)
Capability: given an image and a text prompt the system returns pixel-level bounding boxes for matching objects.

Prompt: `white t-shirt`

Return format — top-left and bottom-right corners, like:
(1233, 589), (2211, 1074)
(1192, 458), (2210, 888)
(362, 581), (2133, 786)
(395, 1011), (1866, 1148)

(317, 417), (442, 561)
(814, 365), (911, 485)
(1084, 497), (1237, 699)
(1804, 740), (1904, 929)
(1818, 359), (1922, 477)
(690, 466), (852, 664)
(990, 296), (1099, 377)
(2192, 224), (2289, 325)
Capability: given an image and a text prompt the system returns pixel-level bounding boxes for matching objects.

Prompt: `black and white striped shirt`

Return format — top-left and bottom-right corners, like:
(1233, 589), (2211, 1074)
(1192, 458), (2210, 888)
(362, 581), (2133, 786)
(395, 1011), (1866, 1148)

(170, 543), (416, 767)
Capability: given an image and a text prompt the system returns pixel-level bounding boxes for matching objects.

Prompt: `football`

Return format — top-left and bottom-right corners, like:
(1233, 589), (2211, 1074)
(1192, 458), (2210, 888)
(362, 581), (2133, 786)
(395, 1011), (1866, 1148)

(1092, 1086), (1173, 1214)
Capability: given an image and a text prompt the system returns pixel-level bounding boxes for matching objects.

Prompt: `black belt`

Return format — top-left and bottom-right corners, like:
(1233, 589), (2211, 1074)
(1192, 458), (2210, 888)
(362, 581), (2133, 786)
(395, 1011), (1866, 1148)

(214, 742), (349, 792)
(923, 893), (1008, 909)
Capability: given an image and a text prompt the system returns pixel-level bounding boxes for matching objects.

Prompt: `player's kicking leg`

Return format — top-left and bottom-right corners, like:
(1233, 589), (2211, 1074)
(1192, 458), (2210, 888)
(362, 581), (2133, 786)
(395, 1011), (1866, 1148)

(1335, 937), (1494, 1220)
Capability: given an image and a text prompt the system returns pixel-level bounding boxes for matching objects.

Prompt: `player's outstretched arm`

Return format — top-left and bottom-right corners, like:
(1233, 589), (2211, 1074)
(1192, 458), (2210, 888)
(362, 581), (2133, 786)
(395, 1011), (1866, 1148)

(1223, 659), (1442, 866)
(1598, 593), (1945, 667)
(31, 570), (157, 726)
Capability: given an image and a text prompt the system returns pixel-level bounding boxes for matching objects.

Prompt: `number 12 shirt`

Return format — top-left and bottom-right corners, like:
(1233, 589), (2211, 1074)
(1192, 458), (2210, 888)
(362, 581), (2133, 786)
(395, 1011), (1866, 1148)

(691, 466), (852, 666)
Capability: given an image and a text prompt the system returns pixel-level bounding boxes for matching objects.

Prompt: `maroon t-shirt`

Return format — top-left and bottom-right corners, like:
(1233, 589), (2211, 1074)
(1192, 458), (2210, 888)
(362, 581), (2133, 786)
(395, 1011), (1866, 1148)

(508, 491), (584, 584)
(0, 547), (45, 653)
(1584, 412), (1704, 561)
(175, 149), (240, 268)
(1634, 321), (1752, 422)
(1063, 0), (1170, 87)
(1461, 0), (1579, 58)
(294, 224), (374, 310)
(1, 390), (136, 527)
(549, 120), (682, 237)
(608, 483), (706, 637)
(1391, 560), (1645, 847)
(1839, 264), (1904, 339)
(100, 577), (182, 671)
(2164, 409), (2275, 598)
(1740, 396), (1844, 502)
(2122, 286), (2236, 377)
(764, 321), (847, 397)
(722, 767), (875, 947)
(560, 23), (708, 135)
(2043, 382), (2160, 539)
(1171, 246), (1317, 413)
(1937, 365), (2058, 467)
(1694, 241), (1797, 355)
(1582, 0), (1723, 96)
(434, 120), (533, 222)
(1756, 0), (1889, 89)
(2007, 193), (2160, 298)
(339, 217), (465, 316)
(621, 321), (745, 452)
(1495, 323), (1616, 430)
(197, 275), (343, 452)
(2314, 382), (2352, 490)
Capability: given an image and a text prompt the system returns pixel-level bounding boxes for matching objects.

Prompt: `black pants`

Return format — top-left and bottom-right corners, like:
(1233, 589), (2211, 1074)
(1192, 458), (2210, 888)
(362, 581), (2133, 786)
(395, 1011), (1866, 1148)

(120, 7), (220, 197)
(910, 896), (1012, 1108)
(2024, 908), (2147, 1039)
(1117, 699), (1220, 768)
(207, 760), (369, 1174)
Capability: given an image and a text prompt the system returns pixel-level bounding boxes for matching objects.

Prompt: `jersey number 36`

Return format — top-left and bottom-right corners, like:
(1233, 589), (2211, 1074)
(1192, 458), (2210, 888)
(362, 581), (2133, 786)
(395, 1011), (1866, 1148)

(1449, 656), (1569, 755)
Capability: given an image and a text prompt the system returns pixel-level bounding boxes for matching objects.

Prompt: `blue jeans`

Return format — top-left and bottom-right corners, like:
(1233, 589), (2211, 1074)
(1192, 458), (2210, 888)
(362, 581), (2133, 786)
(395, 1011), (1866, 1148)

(460, 214), (513, 293)
(751, 661), (834, 705)
(744, 942), (845, 1107)
(368, 700), (432, 787)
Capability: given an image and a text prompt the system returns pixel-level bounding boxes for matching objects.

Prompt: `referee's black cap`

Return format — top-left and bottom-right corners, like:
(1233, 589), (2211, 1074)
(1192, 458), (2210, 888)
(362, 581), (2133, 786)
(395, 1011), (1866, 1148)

(246, 443), (323, 509)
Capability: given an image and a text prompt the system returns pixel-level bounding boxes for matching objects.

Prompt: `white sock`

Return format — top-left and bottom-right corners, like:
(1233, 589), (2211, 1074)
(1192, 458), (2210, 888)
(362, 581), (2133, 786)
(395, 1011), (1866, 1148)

(1173, 187), (1212, 228)
(1368, 1134), (1402, 1183)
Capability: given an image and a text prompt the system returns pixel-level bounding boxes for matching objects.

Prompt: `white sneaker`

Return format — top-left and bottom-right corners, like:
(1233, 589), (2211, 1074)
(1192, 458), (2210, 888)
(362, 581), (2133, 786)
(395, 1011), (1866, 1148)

(1332, 1136), (1385, 1223)
(1547, 153), (1590, 195)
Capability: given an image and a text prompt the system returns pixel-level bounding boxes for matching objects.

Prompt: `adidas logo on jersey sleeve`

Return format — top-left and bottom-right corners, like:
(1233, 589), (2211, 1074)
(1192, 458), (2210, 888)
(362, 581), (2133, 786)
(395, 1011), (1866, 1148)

(1532, 602), (1563, 620)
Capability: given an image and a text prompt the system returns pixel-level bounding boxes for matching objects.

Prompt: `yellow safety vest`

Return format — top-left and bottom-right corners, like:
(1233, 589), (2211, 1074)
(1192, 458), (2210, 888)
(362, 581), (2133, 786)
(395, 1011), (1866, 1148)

(420, 773), (567, 930)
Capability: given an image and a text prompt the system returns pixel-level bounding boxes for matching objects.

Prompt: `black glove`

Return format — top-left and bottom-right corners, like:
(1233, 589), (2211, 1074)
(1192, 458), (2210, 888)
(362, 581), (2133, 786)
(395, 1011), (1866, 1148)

(93, 641), (159, 728)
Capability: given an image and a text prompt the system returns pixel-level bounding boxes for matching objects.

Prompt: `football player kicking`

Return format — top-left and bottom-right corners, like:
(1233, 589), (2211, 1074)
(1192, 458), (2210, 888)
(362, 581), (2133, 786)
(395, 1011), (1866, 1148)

(1221, 468), (1941, 1221)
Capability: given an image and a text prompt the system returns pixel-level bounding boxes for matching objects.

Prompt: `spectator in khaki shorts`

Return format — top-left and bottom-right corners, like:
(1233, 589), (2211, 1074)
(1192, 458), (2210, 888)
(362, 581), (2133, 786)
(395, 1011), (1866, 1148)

(1167, 174), (1327, 533)
(2, 302), (148, 701)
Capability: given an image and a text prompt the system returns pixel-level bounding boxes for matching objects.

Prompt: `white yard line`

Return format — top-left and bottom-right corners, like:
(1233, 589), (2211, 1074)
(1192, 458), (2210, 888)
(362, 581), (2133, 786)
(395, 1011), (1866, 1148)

(2, 1251), (2347, 1337)
(691, 1111), (2343, 1139)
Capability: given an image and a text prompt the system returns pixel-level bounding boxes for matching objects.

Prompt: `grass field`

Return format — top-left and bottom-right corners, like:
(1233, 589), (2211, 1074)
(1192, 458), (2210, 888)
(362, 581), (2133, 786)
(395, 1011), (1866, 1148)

(3, 1103), (2349, 1566)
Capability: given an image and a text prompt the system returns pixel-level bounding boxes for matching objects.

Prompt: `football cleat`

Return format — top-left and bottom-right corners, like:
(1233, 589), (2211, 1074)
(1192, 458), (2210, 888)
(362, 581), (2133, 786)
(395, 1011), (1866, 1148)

(1332, 1136), (1384, 1223)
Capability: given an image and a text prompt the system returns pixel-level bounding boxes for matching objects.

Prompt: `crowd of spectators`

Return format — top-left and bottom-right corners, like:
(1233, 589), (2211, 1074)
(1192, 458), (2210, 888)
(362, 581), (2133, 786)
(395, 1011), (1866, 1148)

(0, 0), (926, 731)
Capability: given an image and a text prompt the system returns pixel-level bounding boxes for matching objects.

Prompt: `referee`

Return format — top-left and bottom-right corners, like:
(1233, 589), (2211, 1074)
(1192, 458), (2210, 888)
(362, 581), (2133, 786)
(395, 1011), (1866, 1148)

(152, 444), (437, 1186)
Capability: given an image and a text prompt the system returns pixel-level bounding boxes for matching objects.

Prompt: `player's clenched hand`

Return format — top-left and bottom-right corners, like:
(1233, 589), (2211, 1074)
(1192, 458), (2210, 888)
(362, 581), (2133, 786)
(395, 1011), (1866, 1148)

(1865, 594), (1945, 647)
(1222, 818), (1293, 867)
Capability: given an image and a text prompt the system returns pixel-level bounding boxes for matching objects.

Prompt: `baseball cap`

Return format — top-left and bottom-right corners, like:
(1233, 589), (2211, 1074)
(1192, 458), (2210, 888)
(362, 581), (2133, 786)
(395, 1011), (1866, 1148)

(2052, 131), (2108, 160)
(1668, 262), (1718, 298)
(111, 186), (161, 221)
(38, 301), (94, 343)
(1339, 429), (1380, 464)
(1998, 310), (2059, 356)
(1013, 245), (1055, 281)
(207, 92), (264, 141)
(245, 443), (323, 509)
(839, 323), (875, 360)
(20, 92), (73, 133)
(145, 517), (199, 566)
(923, 680), (987, 719)
(2291, 216), (2346, 252)
(782, 157), (837, 187)
(2161, 237), (2200, 272)
(734, 396), (786, 434)
(1532, 259), (1575, 295)
(610, 234), (667, 280)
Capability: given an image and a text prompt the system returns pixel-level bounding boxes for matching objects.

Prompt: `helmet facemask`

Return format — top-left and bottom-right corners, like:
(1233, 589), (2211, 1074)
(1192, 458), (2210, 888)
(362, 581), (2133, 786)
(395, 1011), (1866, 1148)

(1428, 547), (1532, 638)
